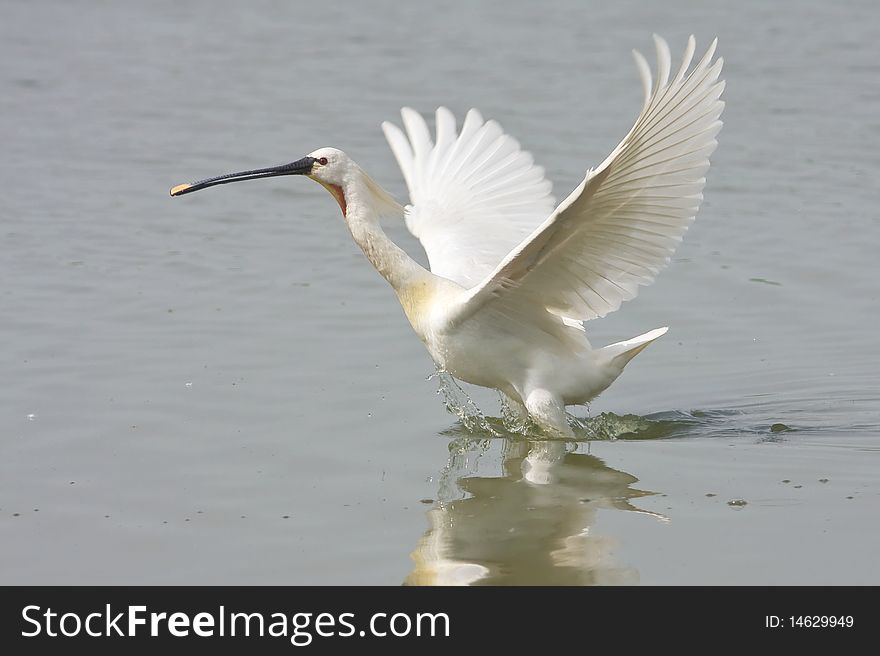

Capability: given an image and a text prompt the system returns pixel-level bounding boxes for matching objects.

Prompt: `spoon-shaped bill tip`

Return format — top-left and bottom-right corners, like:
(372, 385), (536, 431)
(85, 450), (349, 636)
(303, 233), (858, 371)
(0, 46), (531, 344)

(170, 183), (193, 197)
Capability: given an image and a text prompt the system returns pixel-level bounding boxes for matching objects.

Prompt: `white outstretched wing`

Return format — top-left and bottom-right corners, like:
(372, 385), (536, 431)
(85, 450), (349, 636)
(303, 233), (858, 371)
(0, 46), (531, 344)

(457, 35), (725, 323)
(382, 107), (555, 288)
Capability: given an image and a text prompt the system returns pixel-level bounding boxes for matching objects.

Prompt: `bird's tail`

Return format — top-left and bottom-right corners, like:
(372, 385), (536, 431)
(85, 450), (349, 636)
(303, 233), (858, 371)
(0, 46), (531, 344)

(599, 327), (668, 370)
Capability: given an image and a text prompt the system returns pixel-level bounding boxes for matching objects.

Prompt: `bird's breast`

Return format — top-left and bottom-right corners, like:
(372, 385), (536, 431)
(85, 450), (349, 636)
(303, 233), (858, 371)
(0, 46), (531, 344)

(394, 278), (468, 365)
(395, 280), (437, 341)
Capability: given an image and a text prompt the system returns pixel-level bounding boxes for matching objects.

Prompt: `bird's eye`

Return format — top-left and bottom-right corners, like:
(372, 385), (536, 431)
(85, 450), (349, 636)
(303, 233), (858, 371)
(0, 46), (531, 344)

(317, 157), (328, 166)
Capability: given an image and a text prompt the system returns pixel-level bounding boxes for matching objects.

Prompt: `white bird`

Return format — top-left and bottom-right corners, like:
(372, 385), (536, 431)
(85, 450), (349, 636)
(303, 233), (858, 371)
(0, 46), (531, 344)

(171, 35), (724, 437)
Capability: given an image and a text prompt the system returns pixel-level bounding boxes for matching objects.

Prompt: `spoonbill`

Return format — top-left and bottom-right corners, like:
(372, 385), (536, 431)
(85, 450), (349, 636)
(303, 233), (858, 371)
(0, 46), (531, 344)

(171, 35), (724, 437)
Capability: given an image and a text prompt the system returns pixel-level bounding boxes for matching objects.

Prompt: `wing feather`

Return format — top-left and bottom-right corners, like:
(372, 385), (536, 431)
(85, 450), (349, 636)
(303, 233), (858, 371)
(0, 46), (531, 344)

(382, 108), (555, 288)
(456, 36), (725, 324)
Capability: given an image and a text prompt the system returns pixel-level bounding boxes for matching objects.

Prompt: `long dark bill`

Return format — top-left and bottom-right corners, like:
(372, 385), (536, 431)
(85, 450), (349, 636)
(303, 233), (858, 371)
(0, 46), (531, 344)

(170, 156), (317, 196)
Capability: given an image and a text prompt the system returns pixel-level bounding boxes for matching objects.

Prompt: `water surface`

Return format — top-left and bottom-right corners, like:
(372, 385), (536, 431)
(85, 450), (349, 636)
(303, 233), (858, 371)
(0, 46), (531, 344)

(1, 0), (878, 584)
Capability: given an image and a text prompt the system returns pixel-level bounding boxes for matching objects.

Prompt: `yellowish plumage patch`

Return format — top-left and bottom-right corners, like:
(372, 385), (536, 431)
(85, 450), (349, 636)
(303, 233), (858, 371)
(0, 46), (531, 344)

(396, 280), (435, 333)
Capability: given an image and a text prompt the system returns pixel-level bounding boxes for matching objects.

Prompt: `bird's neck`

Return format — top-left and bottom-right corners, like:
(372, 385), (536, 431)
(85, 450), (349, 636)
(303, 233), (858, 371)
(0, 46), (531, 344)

(340, 172), (430, 292)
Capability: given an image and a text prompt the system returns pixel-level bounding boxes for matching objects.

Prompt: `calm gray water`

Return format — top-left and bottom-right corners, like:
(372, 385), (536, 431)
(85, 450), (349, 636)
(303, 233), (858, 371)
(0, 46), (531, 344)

(2, 0), (878, 584)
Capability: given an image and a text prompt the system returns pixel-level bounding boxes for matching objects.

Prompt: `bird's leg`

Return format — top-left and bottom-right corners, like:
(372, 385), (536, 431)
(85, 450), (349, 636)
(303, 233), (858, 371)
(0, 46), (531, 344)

(524, 389), (574, 438)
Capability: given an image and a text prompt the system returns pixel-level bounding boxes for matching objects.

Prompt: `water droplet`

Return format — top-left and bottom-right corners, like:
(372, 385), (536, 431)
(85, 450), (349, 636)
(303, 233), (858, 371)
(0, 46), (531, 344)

(818, 478), (829, 483)
(727, 499), (748, 508)
(705, 493), (717, 497)
(419, 498), (433, 505)
(26, 413), (36, 421)
(432, 368), (501, 436)
(367, 412), (372, 418)
(185, 381), (193, 388)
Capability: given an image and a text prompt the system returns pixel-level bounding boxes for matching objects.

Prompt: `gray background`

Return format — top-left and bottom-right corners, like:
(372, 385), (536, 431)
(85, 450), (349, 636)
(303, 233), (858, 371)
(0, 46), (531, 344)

(1, 0), (878, 584)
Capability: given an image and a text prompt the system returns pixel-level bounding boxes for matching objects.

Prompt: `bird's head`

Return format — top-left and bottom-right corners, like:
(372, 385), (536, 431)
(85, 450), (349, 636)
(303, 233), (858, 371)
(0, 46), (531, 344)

(303, 147), (351, 215)
(170, 146), (400, 219)
(304, 147), (348, 185)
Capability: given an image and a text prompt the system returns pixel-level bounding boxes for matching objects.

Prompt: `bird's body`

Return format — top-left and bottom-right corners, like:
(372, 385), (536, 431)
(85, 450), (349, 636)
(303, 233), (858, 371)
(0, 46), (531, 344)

(171, 35), (724, 437)
(306, 152), (667, 434)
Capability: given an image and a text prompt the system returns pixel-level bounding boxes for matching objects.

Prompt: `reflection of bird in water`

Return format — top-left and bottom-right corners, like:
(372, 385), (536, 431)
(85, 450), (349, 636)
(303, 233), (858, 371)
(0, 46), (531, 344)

(170, 36), (724, 436)
(406, 438), (664, 586)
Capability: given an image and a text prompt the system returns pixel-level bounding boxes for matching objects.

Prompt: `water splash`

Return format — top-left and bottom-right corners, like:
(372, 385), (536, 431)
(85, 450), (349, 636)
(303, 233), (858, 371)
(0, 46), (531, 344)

(568, 412), (692, 441)
(428, 369), (745, 441)
(428, 369), (501, 437)
(498, 393), (532, 435)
